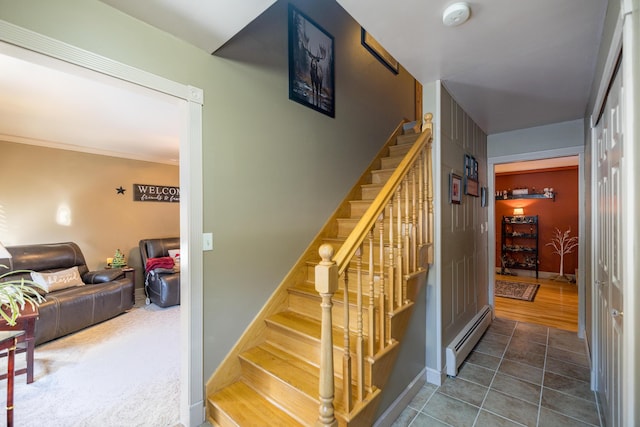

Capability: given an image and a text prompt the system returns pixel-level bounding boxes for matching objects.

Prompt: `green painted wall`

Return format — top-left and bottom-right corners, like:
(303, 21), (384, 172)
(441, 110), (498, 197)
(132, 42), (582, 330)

(0, 0), (416, 397)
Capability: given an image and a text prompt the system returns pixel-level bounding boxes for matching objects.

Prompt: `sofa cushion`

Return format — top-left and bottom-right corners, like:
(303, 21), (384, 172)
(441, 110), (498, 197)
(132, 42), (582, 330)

(30, 266), (85, 293)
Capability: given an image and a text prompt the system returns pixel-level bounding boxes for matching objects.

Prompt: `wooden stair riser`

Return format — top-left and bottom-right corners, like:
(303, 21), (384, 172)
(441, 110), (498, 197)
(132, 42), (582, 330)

(239, 345), (352, 425)
(370, 168), (394, 184)
(380, 154), (405, 169)
(337, 218), (421, 239)
(287, 292), (375, 336)
(239, 355), (322, 424)
(393, 133), (420, 147)
(208, 381), (304, 427)
(387, 143), (412, 157)
(372, 168), (419, 185)
(349, 199), (424, 219)
(264, 324), (341, 375)
(265, 323), (379, 392)
(361, 184), (383, 200)
(304, 265), (401, 297)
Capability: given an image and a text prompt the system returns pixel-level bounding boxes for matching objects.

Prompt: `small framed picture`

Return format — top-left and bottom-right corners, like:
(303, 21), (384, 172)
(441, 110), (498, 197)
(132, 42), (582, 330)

(450, 173), (462, 204)
(465, 177), (479, 197)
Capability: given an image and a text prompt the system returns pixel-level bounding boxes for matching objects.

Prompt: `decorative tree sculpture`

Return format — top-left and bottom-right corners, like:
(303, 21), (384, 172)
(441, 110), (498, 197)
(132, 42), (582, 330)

(546, 228), (578, 281)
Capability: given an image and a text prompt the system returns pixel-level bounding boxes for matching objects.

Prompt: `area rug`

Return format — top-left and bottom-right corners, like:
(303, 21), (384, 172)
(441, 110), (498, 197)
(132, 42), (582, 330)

(0, 304), (180, 427)
(495, 280), (540, 302)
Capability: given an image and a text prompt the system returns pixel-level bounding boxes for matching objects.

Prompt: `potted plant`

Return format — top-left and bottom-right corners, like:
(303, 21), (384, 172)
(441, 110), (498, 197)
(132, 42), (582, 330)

(0, 265), (45, 326)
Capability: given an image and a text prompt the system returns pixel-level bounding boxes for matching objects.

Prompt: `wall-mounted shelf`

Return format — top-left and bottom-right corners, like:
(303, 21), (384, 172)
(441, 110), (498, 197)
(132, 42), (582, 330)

(496, 193), (556, 202)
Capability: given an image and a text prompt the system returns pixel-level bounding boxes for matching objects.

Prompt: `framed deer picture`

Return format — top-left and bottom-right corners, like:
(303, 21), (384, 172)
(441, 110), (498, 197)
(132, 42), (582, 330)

(288, 5), (335, 117)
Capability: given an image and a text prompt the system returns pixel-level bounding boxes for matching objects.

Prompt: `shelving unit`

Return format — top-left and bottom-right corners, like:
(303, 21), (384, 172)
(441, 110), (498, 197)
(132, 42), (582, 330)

(501, 215), (539, 278)
(495, 193), (556, 202)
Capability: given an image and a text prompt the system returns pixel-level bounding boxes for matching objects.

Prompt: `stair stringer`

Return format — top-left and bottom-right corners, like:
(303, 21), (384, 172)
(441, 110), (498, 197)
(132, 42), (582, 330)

(204, 120), (409, 399)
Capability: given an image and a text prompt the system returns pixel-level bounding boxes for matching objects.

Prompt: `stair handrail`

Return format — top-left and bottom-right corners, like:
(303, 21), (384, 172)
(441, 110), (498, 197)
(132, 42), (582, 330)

(315, 113), (434, 426)
(333, 113), (433, 274)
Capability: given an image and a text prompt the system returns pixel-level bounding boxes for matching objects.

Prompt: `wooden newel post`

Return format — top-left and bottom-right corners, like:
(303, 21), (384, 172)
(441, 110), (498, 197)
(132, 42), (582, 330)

(315, 244), (339, 427)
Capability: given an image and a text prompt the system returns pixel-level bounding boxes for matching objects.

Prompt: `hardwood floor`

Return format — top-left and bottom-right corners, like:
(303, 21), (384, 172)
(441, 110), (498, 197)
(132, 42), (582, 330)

(494, 274), (579, 332)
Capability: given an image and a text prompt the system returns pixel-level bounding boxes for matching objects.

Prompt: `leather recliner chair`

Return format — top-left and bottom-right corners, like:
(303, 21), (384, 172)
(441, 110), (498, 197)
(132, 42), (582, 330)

(138, 238), (180, 308)
(1, 242), (134, 345)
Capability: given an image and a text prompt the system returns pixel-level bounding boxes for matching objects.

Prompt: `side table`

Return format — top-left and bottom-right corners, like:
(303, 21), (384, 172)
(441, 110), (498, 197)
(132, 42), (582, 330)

(107, 266), (136, 305)
(0, 330), (25, 427)
(0, 304), (38, 384)
(121, 267), (136, 305)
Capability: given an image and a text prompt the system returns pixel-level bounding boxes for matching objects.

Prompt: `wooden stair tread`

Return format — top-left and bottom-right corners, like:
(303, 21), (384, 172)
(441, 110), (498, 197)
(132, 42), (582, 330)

(209, 381), (304, 427)
(266, 310), (324, 341)
(266, 310), (370, 345)
(241, 343), (353, 415)
(241, 344), (321, 397)
(290, 282), (381, 305)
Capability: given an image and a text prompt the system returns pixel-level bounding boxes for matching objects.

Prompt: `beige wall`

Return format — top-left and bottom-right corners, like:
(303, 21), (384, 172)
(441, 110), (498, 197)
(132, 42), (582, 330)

(0, 141), (179, 288)
(438, 83), (488, 370)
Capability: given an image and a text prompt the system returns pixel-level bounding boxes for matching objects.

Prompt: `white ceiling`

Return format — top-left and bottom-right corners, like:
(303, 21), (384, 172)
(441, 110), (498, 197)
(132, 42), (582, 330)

(0, 41), (182, 165)
(0, 0), (608, 164)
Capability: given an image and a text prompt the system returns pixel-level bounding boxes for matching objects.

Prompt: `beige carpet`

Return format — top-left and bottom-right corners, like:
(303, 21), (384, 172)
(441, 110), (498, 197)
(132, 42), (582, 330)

(0, 304), (180, 426)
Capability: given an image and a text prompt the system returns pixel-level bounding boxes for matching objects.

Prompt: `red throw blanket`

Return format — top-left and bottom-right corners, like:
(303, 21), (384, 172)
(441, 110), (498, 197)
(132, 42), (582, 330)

(145, 257), (175, 273)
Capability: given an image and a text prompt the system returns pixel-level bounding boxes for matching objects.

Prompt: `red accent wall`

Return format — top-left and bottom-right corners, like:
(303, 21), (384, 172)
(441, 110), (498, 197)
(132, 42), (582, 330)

(495, 167), (579, 275)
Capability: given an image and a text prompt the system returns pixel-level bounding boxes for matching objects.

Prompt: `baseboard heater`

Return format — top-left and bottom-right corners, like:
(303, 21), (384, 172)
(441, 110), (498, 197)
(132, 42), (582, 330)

(445, 305), (492, 376)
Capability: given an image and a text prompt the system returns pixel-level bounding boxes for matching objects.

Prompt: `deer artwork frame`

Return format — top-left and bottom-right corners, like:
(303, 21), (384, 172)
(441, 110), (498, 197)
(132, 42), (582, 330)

(288, 5), (335, 117)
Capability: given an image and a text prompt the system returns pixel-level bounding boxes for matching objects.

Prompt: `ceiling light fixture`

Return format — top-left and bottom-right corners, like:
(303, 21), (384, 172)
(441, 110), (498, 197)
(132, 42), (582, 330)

(442, 2), (471, 27)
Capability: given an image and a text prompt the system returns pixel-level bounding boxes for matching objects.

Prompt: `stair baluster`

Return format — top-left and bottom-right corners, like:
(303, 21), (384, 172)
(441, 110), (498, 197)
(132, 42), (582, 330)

(377, 213), (387, 351)
(342, 268), (352, 413)
(355, 246), (364, 402)
(418, 152), (425, 247)
(395, 188), (403, 307)
(387, 198), (396, 321)
(315, 244), (338, 427)
(411, 163), (418, 272)
(367, 229), (375, 359)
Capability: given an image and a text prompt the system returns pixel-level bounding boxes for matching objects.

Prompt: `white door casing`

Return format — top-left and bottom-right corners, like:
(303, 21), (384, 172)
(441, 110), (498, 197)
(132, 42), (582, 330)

(593, 57), (624, 427)
(0, 19), (205, 426)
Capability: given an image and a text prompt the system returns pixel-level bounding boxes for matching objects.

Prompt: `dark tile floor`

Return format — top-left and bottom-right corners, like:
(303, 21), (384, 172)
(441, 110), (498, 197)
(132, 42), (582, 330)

(392, 318), (601, 427)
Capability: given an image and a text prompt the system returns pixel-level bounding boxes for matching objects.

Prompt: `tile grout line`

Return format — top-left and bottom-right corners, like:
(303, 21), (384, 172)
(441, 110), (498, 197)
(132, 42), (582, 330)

(470, 320), (517, 427)
(407, 385), (438, 427)
(535, 326), (550, 427)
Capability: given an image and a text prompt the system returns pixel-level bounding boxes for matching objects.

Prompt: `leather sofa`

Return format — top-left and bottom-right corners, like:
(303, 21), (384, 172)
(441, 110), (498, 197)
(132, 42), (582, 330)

(1, 242), (134, 345)
(139, 237), (180, 308)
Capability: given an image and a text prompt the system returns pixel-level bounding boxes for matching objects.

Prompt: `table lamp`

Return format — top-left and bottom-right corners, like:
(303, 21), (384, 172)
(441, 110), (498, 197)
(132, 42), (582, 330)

(513, 207), (524, 217)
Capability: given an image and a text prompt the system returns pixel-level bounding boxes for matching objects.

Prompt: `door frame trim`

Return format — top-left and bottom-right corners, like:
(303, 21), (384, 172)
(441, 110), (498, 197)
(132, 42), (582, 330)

(487, 146), (585, 337)
(0, 19), (205, 426)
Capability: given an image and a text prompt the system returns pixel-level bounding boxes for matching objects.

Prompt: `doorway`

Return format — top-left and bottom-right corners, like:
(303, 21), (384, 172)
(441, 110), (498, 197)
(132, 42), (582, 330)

(0, 22), (204, 426)
(488, 149), (586, 338)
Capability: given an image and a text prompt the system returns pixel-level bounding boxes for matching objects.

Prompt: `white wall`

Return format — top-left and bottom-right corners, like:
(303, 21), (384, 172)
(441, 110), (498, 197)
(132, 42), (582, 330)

(488, 119), (584, 158)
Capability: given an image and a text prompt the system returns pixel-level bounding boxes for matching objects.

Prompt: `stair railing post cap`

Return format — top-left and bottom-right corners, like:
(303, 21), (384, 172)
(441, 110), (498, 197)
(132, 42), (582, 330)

(318, 244), (335, 264)
(316, 244), (338, 294)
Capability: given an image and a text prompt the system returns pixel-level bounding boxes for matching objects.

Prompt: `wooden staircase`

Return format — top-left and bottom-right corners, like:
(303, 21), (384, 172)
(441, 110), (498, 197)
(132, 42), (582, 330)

(207, 116), (434, 426)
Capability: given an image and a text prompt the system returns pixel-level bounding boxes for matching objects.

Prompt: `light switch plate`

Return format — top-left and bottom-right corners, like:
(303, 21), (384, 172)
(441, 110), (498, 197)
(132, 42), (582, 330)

(203, 233), (213, 251)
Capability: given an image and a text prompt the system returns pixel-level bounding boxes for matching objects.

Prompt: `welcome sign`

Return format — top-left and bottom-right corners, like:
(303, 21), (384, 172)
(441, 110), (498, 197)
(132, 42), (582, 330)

(133, 184), (180, 203)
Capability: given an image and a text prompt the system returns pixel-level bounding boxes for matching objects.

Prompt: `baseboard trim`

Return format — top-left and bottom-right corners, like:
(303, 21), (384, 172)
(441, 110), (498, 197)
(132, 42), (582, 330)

(426, 367), (445, 386)
(373, 369), (427, 427)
